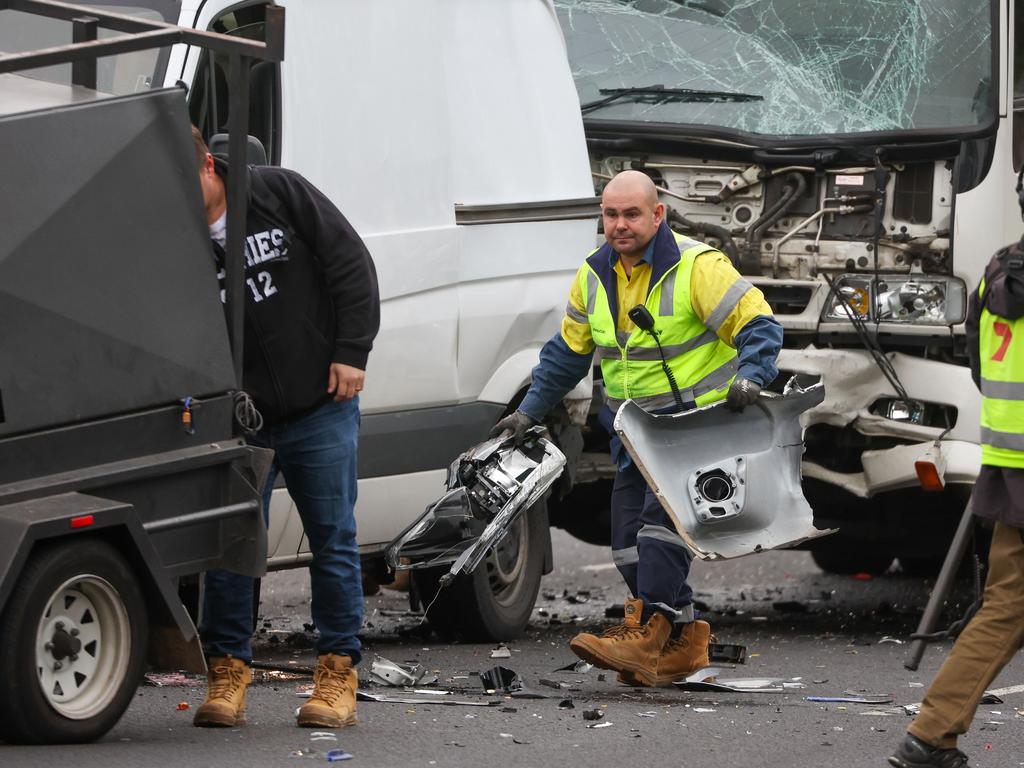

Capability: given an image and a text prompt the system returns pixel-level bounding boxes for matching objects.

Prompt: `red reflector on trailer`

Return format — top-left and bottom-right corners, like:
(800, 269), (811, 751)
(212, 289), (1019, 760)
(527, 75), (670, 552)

(70, 515), (95, 529)
(915, 460), (945, 492)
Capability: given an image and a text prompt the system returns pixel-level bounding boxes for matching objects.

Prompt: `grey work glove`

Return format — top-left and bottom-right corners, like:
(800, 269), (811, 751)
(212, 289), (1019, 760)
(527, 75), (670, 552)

(726, 377), (762, 411)
(488, 410), (539, 445)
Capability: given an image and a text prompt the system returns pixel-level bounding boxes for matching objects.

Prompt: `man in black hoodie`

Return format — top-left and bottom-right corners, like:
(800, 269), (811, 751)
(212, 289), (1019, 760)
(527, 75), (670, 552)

(189, 127), (379, 731)
(889, 239), (1024, 768)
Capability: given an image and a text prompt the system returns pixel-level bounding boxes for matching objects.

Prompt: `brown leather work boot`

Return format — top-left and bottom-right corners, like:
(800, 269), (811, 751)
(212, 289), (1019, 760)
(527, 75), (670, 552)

(297, 653), (358, 728)
(569, 598), (671, 679)
(618, 620), (711, 687)
(193, 656), (252, 727)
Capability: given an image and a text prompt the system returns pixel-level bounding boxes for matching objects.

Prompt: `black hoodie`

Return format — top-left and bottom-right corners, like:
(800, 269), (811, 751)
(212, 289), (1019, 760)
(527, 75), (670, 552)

(966, 237), (1024, 526)
(212, 160), (380, 426)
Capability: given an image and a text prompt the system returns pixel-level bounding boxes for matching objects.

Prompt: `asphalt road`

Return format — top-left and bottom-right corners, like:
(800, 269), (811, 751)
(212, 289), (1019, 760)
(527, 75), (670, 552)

(4, 530), (1023, 768)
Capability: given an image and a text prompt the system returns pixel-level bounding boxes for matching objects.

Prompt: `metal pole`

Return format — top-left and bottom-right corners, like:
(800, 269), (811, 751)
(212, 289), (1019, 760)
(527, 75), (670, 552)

(224, 53), (251, 387)
(71, 15), (97, 89)
(904, 495), (976, 671)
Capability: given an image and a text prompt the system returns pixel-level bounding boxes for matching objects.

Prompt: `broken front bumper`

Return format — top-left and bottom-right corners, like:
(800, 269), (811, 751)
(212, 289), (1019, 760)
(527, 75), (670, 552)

(779, 347), (981, 497)
(613, 383), (834, 560)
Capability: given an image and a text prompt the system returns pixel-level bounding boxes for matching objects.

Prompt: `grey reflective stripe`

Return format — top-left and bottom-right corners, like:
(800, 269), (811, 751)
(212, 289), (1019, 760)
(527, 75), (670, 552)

(565, 302), (588, 324)
(981, 378), (1024, 400)
(650, 602), (695, 624)
(612, 546), (639, 566)
(595, 345), (620, 361)
(637, 524), (688, 549)
(586, 272), (598, 314)
(616, 330), (631, 347)
(704, 278), (754, 331)
(626, 329), (719, 361)
(980, 427), (1024, 451)
(691, 357), (738, 398)
(606, 391), (680, 411)
(658, 269), (677, 316)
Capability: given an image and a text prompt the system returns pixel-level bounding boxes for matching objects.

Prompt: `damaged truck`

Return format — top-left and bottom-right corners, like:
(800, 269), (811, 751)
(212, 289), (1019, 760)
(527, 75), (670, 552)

(549, 0), (1021, 575)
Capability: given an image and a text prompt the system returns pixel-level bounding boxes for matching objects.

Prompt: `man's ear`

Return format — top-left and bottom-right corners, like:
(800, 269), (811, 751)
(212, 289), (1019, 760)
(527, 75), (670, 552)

(653, 202), (665, 224)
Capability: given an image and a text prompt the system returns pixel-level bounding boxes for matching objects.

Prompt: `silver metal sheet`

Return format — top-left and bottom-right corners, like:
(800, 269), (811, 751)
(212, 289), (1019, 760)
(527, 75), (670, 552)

(613, 383), (835, 560)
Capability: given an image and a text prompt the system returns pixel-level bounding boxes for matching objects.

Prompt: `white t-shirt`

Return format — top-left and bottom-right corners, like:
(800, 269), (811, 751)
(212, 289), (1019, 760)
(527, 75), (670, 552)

(209, 210), (227, 249)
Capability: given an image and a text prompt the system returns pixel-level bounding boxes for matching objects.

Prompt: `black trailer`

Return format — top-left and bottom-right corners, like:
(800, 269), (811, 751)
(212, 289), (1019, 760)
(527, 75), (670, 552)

(0, 0), (283, 744)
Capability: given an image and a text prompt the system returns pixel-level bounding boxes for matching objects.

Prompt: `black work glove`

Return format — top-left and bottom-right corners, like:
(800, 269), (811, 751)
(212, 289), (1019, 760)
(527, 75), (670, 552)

(726, 378), (762, 411)
(488, 410), (539, 445)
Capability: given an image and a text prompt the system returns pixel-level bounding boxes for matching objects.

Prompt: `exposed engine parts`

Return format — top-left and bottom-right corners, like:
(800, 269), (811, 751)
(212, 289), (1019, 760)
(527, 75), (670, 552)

(592, 154), (953, 283)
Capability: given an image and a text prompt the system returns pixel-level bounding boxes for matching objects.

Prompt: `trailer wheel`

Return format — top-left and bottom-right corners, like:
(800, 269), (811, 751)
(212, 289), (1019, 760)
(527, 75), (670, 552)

(0, 539), (147, 744)
(415, 500), (547, 642)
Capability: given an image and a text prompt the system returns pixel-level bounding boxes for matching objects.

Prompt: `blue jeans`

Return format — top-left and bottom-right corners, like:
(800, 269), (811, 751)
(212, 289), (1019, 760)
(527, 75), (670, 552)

(200, 398), (363, 664)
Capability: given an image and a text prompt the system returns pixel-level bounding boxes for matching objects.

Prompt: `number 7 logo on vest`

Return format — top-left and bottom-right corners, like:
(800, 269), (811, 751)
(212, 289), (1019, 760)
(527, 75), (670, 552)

(993, 321), (1014, 362)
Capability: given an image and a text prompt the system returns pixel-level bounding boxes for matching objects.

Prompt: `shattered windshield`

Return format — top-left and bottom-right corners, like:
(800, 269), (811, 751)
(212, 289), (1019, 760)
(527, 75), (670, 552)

(554, 0), (994, 137)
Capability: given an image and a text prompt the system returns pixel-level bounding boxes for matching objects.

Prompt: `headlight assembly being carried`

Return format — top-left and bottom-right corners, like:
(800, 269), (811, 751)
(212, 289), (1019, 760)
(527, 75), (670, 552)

(386, 427), (565, 584)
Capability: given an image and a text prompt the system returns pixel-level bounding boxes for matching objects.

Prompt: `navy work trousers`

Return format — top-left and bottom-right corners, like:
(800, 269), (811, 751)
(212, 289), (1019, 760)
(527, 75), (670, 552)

(600, 406), (695, 624)
(200, 398), (363, 664)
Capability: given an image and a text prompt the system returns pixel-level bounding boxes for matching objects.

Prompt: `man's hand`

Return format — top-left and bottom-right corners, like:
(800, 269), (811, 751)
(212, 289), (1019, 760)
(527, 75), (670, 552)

(328, 363), (365, 401)
(726, 377), (761, 411)
(488, 411), (539, 445)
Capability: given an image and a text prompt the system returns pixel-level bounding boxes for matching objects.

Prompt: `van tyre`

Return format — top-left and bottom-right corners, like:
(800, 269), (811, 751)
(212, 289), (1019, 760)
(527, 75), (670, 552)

(810, 535), (894, 576)
(415, 500), (548, 642)
(0, 538), (148, 744)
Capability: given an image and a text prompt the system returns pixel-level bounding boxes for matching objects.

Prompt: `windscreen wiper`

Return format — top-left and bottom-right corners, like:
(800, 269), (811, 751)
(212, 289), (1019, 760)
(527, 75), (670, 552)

(581, 84), (763, 115)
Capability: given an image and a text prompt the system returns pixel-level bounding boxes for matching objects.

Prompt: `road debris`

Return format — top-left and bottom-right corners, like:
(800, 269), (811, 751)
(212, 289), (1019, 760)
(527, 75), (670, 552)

(490, 645), (512, 659)
(558, 700), (575, 710)
(878, 636), (903, 645)
(588, 722), (613, 729)
(807, 694), (895, 705)
(145, 672), (198, 687)
(554, 660), (593, 673)
(325, 748), (353, 762)
(709, 643), (747, 665)
(582, 709), (604, 721)
(480, 666), (546, 699)
(176, 702), (189, 711)
(357, 691), (499, 707)
(674, 667), (792, 693)
(310, 732), (337, 742)
(368, 655), (438, 687)
(693, 708), (716, 713)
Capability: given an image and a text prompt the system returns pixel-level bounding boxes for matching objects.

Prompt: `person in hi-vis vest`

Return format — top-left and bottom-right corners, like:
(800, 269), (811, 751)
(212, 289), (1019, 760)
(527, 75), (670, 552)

(890, 236), (1024, 768)
(490, 171), (782, 686)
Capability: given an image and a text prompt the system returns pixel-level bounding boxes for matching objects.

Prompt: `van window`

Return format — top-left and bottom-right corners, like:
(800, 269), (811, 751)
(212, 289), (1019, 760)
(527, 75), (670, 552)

(188, 3), (280, 165)
(0, 2), (178, 94)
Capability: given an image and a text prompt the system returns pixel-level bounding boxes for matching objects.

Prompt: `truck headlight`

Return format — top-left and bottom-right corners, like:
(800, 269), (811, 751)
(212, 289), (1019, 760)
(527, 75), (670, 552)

(822, 275), (966, 325)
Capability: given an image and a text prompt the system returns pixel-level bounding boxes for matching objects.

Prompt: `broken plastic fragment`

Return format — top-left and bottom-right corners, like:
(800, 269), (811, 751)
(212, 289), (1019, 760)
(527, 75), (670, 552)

(555, 660), (593, 673)
(479, 666), (546, 699)
(490, 645), (512, 659)
(582, 709), (603, 721)
(368, 656), (438, 687)
(674, 667), (786, 693)
(325, 749), (353, 762)
(807, 694), (895, 705)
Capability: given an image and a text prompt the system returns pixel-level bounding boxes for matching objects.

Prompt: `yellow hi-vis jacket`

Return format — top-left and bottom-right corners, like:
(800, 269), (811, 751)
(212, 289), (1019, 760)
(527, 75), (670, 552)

(979, 277), (1024, 468)
(564, 225), (771, 410)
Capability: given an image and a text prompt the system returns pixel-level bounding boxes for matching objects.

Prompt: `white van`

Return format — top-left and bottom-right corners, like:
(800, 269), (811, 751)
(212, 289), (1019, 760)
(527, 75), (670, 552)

(0, 0), (600, 639)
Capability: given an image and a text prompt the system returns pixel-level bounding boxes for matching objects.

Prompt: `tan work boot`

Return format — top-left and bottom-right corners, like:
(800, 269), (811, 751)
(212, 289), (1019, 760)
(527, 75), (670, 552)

(297, 653), (358, 728)
(618, 620), (711, 687)
(569, 598), (671, 679)
(193, 656), (252, 727)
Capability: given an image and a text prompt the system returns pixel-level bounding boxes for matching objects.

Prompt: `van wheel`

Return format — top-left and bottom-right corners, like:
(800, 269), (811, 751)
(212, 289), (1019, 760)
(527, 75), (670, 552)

(415, 501), (547, 642)
(0, 539), (147, 744)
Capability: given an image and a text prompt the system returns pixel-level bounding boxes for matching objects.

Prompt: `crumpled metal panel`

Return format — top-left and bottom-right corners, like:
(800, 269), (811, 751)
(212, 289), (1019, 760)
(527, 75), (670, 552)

(387, 429), (566, 580)
(613, 383), (834, 560)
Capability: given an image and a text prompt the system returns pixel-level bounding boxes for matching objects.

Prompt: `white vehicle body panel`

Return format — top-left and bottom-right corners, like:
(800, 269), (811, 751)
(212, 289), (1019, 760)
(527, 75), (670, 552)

(171, 0), (596, 556)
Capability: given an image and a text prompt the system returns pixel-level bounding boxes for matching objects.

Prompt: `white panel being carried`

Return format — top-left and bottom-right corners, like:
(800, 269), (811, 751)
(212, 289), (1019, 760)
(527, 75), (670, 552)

(613, 382), (835, 560)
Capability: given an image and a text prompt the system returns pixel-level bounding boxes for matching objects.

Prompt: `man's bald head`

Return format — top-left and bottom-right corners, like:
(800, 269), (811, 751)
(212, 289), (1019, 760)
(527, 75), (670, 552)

(602, 169), (659, 209)
(601, 171), (665, 260)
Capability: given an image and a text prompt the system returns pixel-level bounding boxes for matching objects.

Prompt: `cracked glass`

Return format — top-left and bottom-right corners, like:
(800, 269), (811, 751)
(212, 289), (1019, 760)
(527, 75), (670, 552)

(554, 0), (994, 137)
